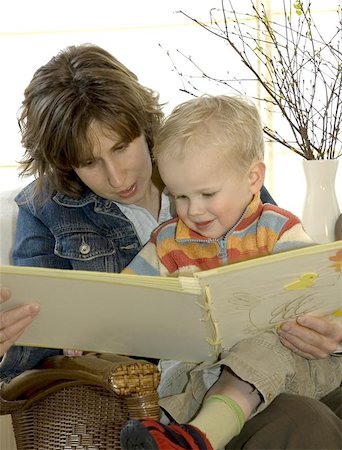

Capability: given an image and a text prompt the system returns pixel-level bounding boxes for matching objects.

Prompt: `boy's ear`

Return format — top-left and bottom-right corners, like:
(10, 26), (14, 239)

(248, 161), (266, 194)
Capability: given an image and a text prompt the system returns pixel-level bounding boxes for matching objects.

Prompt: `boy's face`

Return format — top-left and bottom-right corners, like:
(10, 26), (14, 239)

(74, 122), (153, 208)
(158, 148), (264, 239)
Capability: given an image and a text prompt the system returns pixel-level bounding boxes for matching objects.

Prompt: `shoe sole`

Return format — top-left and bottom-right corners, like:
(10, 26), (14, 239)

(121, 420), (159, 450)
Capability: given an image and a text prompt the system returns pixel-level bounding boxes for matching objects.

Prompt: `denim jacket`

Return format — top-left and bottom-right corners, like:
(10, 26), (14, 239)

(13, 180), (143, 271)
(0, 181), (275, 382)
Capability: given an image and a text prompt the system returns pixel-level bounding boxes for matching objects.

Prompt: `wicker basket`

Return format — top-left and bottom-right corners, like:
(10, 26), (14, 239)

(0, 353), (160, 450)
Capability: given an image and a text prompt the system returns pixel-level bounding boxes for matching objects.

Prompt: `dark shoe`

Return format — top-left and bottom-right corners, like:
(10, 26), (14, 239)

(120, 418), (213, 449)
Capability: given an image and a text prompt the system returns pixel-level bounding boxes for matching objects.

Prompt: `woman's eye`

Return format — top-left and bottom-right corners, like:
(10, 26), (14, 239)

(202, 192), (216, 198)
(78, 159), (96, 168)
(175, 195), (187, 200)
(115, 143), (128, 153)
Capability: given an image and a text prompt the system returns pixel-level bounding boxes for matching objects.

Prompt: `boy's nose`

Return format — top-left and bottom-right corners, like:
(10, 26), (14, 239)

(188, 200), (205, 216)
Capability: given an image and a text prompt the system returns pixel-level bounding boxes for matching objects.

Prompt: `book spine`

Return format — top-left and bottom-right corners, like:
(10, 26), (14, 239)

(197, 285), (223, 359)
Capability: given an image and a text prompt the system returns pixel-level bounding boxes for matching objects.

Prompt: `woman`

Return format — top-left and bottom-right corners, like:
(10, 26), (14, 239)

(1, 43), (341, 449)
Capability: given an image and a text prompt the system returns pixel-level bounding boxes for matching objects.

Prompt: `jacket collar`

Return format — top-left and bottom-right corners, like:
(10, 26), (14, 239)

(53, 188), (108, 208)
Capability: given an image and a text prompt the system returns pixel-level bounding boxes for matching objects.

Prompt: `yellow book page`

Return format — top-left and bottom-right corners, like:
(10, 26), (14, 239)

(195, 241), (342, 353)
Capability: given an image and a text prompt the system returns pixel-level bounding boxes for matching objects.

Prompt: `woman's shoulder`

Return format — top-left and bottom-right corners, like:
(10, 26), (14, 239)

(15, 180), (95, 213)
(15, 179), (49, 211)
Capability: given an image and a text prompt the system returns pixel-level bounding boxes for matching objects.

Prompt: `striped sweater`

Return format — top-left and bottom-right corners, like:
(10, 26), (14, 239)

(123, 192), (313, 277)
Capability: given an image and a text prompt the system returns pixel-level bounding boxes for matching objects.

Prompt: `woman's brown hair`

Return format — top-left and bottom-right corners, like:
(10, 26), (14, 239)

(18, 44), (164, 197)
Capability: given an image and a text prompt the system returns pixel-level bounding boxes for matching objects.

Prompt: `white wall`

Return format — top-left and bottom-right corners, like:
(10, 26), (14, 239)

(0, 0), (341, 229)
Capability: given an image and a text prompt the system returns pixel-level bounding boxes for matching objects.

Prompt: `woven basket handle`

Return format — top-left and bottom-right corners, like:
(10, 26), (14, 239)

(0, 353), (161, 419)
(0, 393), (26, 415)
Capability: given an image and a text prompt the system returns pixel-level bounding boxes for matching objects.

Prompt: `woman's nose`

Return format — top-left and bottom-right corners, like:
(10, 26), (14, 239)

(106, 162), (125, 188)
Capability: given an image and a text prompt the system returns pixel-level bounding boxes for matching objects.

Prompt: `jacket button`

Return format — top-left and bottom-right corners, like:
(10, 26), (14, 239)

(79, 243), (91, 255)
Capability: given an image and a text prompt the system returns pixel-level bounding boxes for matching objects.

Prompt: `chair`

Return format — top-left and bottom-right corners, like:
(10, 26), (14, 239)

(0, 352), (160, 450)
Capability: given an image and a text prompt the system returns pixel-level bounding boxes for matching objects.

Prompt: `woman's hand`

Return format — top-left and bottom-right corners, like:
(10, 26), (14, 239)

(277, 314), (342, 359)
(0, 288), (40, 357)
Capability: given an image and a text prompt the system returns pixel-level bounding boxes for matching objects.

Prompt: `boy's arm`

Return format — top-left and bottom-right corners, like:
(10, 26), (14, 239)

(122, 241), (170, 276)
(273, 222), (314, 254)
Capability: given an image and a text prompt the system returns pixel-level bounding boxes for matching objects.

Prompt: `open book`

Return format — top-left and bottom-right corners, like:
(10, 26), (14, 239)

(1, 240), (341, 363)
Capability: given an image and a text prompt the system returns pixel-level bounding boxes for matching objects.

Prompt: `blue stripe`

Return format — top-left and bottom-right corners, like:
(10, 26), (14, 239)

(127, 254), (160, 276)
(155, 222), (177, 243)
(273, 241), (313, 253)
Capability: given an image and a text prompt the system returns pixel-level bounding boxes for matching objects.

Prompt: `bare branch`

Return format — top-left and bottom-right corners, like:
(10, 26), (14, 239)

(169, 1), (341, 160)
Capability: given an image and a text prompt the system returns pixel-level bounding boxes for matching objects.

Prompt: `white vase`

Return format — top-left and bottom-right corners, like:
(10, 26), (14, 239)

(302, 159), (341, 243)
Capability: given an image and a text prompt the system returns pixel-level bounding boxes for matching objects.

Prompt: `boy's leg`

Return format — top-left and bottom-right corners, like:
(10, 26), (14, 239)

(121, 367), (259, 450)
(227, 388), (342, 450)
(189, 367), (260, 449)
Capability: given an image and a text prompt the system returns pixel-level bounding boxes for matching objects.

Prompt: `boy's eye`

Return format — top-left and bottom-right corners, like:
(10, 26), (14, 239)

(202, 192), (216, 198)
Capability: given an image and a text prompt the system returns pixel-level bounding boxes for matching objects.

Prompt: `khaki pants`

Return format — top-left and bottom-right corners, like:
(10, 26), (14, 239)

(227, 386), (342, 450)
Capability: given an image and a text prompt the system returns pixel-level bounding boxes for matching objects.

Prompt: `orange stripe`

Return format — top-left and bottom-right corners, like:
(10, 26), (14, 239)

(160, 249), (221, 272)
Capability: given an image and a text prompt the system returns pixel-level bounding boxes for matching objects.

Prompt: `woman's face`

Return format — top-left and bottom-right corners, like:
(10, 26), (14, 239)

(74, 122), (153, 207)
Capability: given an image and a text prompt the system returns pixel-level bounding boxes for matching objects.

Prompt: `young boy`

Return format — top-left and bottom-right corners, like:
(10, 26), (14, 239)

(120, 95), (342, 450)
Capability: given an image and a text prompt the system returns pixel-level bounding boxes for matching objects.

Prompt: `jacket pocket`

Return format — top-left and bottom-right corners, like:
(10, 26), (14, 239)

(55, 232), (116, 261)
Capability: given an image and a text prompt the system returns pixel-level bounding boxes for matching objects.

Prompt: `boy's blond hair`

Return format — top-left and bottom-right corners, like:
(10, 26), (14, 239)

(153, 95), (264, 173)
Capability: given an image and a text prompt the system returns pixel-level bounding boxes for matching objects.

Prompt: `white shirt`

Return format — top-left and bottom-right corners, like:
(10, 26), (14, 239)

(116, 190), (172, 245)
